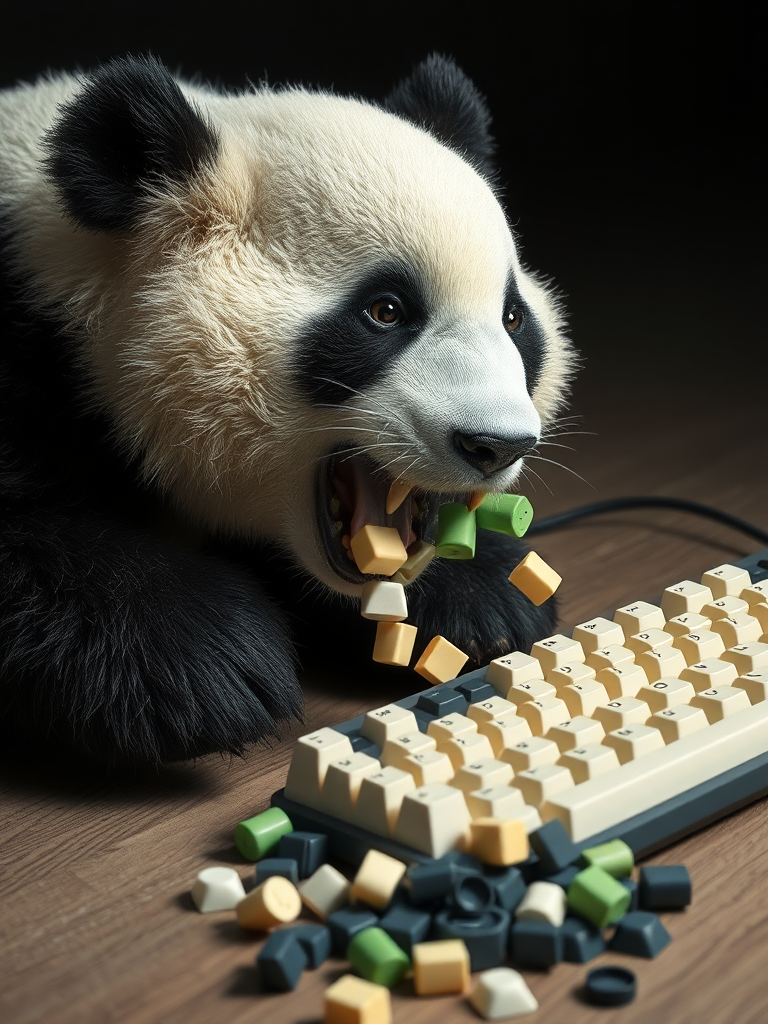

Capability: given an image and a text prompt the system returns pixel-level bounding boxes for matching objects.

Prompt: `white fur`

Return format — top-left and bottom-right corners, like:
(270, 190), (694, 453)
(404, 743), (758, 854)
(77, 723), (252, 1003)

(0, 69), (575, 596)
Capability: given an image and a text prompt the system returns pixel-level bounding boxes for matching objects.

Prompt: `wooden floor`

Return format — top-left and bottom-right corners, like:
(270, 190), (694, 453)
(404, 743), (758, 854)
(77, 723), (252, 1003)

(2, 252), (766, 1024)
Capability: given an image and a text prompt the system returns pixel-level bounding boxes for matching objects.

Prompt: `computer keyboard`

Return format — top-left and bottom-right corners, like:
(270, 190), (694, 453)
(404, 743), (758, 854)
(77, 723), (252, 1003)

(271, 547), (768, 869)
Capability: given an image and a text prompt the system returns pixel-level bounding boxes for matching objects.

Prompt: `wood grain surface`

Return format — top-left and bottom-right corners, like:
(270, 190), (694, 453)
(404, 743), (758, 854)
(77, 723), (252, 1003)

(2, 310), (766, 1024)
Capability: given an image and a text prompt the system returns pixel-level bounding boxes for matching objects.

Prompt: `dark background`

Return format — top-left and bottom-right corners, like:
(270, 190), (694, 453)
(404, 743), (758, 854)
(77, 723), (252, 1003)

(2, 0), (765, 510)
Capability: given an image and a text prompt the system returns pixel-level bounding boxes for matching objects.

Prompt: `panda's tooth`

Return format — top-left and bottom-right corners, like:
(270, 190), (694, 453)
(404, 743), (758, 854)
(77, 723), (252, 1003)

(386, 480), (413, 515)
(467, 491), (486, 512)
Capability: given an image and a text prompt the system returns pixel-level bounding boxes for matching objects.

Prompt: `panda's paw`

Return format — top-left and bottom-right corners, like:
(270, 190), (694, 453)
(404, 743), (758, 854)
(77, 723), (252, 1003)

(0, 510), (304, 765)
(404, 533), (559, 668)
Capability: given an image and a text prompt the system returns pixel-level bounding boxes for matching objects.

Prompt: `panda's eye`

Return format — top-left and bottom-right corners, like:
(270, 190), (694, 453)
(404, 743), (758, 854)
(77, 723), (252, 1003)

(368, 297), (405, 327)
(505, 306), (523, 333)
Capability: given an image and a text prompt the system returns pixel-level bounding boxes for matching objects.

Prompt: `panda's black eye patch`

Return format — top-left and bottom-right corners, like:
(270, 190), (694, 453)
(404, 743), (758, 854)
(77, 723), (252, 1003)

(367, 297), (405, 327)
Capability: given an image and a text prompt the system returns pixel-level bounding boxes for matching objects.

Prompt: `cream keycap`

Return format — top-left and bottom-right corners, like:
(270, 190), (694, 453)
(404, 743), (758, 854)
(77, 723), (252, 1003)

(722, 643), (768, 675)
(506, 679), (557, 706)
(710, 614), (763, 647)
(559, 679), (611, 717)
(355, 766), (416, 837)
(440, 732), (496, 769)
(541, 701), (768, 841)
(673, 629), (726, 664)
(382, 730), (437, 767)
(603, 724), (666, 764)
(321, 752), (383, 821)
(486, 651), (544, 690)
(586, 645), (636, 674)
(466, 696), (517, 725)
(557, 743), (621, 783)
(664, 612), (711, 638)
(546, 715), (605, 752)
(661, 580), (714, 619)
(637, 677), (695, 712)
(284, 728), (355, 805)
(702, 563), (752, 598)
(614, 601), (666, 634)
(734, 670), (768, 704)
(427, 713), (478, 745)
(500, 736), (560, 772)
(680, 658), (739, 692)
(530, 634), (585, 674)
(597, 663), (648, 699)
(625, 629), (674, 655)
(392, 784), (472, 858)
(401, 750), (456, 786)
(593, 697), (650, 732)
(477, 715), (533, 756)
(516, 695), (570, 734)
(360, 704), (419, 747)
(512, 764), (575, 806)
(451, 758), (514, 793)
(572, 616), (625, 653)
(636, 645), (687, 682)
(547, 661), (597, 688)
(701, 595), (750, 621)
(690, 685), (751, 723)
(648, 704), (710, 743)
(465, 784), (528, 820)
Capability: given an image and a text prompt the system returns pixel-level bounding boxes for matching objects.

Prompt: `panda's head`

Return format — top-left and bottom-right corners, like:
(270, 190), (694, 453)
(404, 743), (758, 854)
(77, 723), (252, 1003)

(20, 54), (574, 596)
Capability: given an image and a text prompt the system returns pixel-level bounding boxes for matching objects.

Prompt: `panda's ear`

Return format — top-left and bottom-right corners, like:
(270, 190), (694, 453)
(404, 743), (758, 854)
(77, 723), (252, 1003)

(383, 54), (496, 178)
(44, 54), (219, 232)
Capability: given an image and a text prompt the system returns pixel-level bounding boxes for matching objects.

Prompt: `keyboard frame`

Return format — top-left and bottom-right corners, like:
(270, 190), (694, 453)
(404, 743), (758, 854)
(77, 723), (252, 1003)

(271, 546), (768, 867)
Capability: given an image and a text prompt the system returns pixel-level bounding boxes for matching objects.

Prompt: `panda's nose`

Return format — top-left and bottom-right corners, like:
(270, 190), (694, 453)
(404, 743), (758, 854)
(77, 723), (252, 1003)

(453, 431), (537, 477)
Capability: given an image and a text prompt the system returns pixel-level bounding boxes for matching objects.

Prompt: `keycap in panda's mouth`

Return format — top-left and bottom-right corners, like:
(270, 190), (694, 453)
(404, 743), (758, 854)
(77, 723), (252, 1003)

(316, 447), (440, 585)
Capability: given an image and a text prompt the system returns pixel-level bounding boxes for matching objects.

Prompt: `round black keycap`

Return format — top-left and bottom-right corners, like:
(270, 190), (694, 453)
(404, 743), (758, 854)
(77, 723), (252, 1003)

(584, 966), (637, 1005)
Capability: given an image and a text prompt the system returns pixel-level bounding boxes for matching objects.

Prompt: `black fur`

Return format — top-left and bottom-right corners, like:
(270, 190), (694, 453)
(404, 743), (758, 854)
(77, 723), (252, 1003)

(383, 54), (496, 180)
(44, 54), (219, 232)
(296, 259), (428, 406)
(0, 54), (560, 766)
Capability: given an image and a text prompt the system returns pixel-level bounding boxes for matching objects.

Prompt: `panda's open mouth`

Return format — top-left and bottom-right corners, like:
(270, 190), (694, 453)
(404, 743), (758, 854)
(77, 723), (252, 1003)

(317, 447), (441, 585)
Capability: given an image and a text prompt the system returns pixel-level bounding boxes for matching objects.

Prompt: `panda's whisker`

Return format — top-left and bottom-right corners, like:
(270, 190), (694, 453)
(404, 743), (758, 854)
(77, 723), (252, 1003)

(526, 454), (595, 490)
(520, 463), (553, 496)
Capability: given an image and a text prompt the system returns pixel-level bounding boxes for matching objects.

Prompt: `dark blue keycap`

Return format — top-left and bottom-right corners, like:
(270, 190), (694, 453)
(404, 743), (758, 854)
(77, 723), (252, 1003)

(326, 906), (380, 954)
(529, 820), (581, 873)
(433, 906), (510, 971)
(608, 911), (672, 958)
(509, 919), (564, 967)
(254, 857), (300, 885)
(290, 924), (332, 968)
(379, 904), (432, 956)
(257, 930), (308, 991)
(277, 831), (328, 878)
(416, 687), (468, 717)
(561, 916), (606, 962)
(638, 865), (692, 909)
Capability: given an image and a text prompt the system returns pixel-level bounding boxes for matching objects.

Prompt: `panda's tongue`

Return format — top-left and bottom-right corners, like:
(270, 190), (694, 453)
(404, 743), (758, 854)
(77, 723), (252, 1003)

(333, 458), (416, 550)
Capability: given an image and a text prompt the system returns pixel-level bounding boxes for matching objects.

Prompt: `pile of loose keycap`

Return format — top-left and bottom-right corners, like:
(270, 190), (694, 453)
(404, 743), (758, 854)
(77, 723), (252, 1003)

(355, 494), (562, 678)
(190, 805), (691, 1020)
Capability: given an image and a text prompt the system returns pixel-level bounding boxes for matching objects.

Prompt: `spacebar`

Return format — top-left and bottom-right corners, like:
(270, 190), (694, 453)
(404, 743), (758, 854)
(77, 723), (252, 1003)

(541, 702), (768, 842)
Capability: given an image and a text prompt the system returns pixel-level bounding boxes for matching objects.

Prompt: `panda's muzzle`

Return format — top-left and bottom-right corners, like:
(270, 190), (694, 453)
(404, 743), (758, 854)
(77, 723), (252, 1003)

(317, 448), (437, 584)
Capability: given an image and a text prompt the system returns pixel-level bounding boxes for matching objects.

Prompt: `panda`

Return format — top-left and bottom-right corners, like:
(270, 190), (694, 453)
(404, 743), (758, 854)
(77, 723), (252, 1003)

(0, 53), (575, 765)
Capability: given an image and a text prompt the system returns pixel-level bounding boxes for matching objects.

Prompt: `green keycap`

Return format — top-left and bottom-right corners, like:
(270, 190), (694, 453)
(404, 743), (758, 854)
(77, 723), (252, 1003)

(580, 839), (634, 878)
(567, 865), (632, 929)
(234, 806), (293, 861)
(435, 503), (477, 559)
(476, 494), (534, 538)
(347, 926), (411, 987)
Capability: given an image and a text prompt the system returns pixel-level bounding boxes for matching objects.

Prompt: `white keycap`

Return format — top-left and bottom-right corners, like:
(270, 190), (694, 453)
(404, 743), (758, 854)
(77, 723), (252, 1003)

(541, 701), (768, 841)
(359, 579), (408, 621)
(470, 968), (539, 1020)
(515, 881), (567, 926)
(191, 867), (247, 913)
